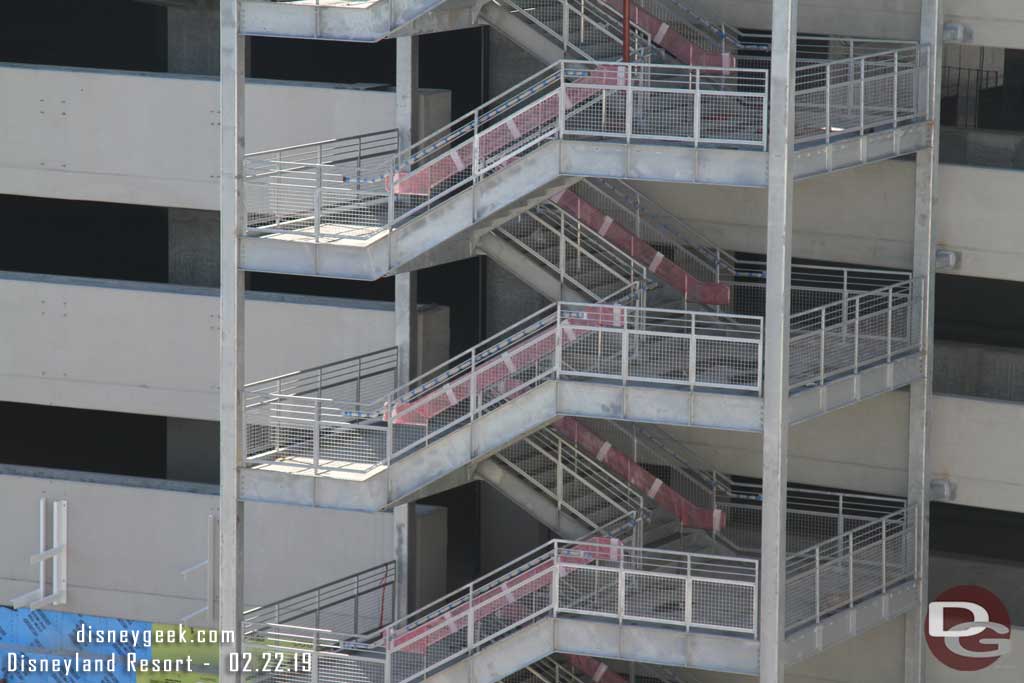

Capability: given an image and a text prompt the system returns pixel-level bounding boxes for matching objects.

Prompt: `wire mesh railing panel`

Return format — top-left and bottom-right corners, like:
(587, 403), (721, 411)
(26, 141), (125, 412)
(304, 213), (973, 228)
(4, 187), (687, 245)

(784, 506), (918, 633)
(244, 562), (397, 636)
(789, 278), (921, 390)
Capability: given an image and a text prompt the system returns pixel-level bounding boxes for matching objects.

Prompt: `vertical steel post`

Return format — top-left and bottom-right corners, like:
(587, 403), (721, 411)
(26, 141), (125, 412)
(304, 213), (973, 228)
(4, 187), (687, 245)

(622, 0), (631, 63)
(760, 0), (797, 679)
(218, 1), (245, 679)
(907, 1), (941, 680)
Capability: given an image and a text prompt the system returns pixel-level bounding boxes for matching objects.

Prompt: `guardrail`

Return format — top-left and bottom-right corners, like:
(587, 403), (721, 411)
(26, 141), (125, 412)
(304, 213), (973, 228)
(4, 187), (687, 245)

(789, 277), (922, 390)
(244, 561), (396, 635)
(785, 505), (918, 632)
(243, 279), (921, 474)
(244, 49), (929, 245)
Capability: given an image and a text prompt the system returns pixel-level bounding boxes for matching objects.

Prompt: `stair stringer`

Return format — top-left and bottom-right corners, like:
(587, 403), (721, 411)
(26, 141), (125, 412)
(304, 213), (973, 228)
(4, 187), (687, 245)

(477, 231), (590, 304)
(474, 458), (591, 538)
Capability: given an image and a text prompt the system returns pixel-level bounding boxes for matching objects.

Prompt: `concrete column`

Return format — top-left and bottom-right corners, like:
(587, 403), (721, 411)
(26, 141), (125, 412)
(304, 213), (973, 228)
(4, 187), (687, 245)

(395, 35), (420, 618)
(396, 36), (420, 150)
(906, 1), (942, 680)
(759, 0), (798, 681)
(218, 0), (245, 678)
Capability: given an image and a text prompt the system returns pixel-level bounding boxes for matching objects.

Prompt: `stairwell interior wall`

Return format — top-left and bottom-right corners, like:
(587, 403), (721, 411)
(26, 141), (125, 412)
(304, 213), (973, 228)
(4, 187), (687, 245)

(634, 161), (1024, 283)
(0, 63), (451, 210)
(681, 0), (1024, 49)
(664, 391), (1024, 514)
(0, 272), (450, 420)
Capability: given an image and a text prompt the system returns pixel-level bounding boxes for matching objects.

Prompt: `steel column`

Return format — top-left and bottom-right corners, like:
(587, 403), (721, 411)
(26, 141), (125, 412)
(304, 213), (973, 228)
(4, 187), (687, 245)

(760, 0), (798, 680)
(906, 0), (942, 680)
(218, 0), (245, 678)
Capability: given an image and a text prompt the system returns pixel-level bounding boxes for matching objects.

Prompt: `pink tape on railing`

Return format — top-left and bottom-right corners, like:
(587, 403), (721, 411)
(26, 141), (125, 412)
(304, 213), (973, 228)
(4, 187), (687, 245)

(551, 416), (723, 531)
(389, 538), (622, 654)
(551, 188), (731, 306)
(598, 0), (734, 68)
(564, 655), (628, 683)
(391, 307), (626, 426)
(389, 65), (626, 197)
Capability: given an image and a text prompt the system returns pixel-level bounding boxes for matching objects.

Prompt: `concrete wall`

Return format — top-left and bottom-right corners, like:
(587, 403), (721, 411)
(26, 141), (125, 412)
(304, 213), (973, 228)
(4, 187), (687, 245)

(665, 392), (1024, 515)
(0, 63), (451, 211)
(682, 0), (1024, 49)
(636, 161), (1024, 283)
(0, 271), (449, 420)
(0, 466), (446, 625)
(935, 339), (1024, 402)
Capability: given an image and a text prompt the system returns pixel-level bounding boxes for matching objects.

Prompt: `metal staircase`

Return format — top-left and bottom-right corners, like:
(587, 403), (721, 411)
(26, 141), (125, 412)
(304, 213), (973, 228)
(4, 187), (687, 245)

(244, 500), (918, 679)
(242, 40), (930, 280)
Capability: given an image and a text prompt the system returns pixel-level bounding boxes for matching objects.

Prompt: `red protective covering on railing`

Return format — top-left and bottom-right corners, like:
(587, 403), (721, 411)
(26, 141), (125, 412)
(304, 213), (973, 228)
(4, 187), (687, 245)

(564, 655), (629, 683)
(389, 65), (625, 197)
(600, 0), (734, 68)
(551, 188), (730, 306)
(390, 538), (622, 654)
(391, 307), (626, 426)
(551, 416), (723, 531)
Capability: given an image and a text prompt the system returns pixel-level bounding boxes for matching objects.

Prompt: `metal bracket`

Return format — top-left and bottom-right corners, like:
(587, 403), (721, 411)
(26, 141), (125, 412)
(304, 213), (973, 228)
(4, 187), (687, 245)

(10, 498), (68, 610)
(935, 247), (960, 270)
(942, 23), (972, 43)
(930, 477), (957, 502)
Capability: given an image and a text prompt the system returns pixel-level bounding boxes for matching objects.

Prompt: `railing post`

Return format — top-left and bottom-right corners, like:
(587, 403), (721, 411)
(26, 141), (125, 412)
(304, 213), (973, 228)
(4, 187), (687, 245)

(315, 588), (321, 631)
(839, 493), (845, 535)
(617, 551), (626, 624)
(554, 304), (564, 379)
(887, 285), (895, 361)
(625, 63), (633, 142)
(558, 65), (567, 138)
(385, 401), (394, 469)
(881, 517), (888, 592)
(467, 582), (475, 651)
(684, 555), (693, 631)
(562, 0), (569, 52)
(312, 631), (320, 683)
(472, 109), (480, 183)
(842, 269), (849, 342)
(814, 546), (821, 623)
(551, 545), (560, 617)
(853, 297), (861, 373)
(313, 400), (322, 476)
(313, 188), (322, 243)
(848, 532), (855, 608)
(825, 64), (831, 145)
(354, 573), (360, 633)
(688, 315), (697, 390)
(819, 307), (826, 385)
(893, 50), (900, 129)
(621, 326), (629, 386)
(469, 348), (478, 421)
(556, 440), (565, 511)
(356, 357), (362, 405)
(383, 629), (392, 683)
(693, 69), (701, 147)
(859, 58), (866, 133)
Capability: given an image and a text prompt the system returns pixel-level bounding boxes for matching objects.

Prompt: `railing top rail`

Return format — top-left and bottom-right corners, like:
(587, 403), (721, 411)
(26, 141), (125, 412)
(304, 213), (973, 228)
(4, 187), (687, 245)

(243, 560), (396, 618)
(245, 346), (398, 389)
(785, 505), (916, 562)
(246, 128), (399, 159)
(790, 276), (920, 321)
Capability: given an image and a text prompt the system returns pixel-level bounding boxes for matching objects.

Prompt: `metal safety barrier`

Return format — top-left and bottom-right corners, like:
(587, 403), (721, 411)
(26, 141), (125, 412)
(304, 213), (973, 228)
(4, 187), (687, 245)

(244, 48), (929, 245)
